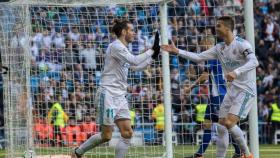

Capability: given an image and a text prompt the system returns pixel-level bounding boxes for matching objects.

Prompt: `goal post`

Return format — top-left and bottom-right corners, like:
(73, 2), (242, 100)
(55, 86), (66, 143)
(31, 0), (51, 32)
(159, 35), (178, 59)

(0, 3), (33, 157)
(159, 1), (173, 158)
(9, 0), (165, 5)
(244, 1), (259, 158)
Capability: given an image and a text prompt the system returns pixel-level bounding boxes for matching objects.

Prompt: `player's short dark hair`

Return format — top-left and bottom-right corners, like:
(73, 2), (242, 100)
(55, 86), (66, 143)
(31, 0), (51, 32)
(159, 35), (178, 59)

(217, 16), (235, 32)
(112, 19), (131, 38)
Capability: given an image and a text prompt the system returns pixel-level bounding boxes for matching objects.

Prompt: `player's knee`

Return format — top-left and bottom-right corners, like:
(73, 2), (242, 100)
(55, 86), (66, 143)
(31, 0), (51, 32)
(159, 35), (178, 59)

(224, 119), (235, 129)
(121, 129), (133, 139)
(218, 119), (226, 126)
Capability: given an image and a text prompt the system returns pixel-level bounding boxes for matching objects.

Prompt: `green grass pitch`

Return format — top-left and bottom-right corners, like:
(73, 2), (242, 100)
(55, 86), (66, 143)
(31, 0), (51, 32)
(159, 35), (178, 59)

(0, 145), (279, 158)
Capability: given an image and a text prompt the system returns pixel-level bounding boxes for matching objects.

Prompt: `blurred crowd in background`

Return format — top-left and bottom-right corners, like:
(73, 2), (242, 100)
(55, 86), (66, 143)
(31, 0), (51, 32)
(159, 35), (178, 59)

(0, 0), (279, 147)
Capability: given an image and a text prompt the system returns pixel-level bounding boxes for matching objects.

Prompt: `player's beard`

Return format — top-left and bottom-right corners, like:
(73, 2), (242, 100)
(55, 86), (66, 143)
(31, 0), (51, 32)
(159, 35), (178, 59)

(216, 31), (223, 39)
(125, 35), (134, 44)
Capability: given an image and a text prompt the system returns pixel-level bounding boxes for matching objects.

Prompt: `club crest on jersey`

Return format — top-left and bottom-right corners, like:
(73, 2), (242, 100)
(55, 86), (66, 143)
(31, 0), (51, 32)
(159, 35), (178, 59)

(123, 63), (130, 68)
(220, 44), (226, 55)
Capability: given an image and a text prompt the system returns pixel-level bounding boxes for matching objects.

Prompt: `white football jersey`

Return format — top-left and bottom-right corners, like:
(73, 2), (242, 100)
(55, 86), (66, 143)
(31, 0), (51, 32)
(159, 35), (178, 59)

(179, 36), (259, 95)
(100, 39), (153, 96)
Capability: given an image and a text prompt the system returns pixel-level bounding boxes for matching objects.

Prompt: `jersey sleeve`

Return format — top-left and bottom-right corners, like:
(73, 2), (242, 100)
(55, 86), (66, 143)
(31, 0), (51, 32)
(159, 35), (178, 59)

(234, 40), (259, 76)
(178, 46), (217, 63)
(239, 40), (254, 57)
(234, 53), (259, 76)
(111, 44), (153, 66)
(130, 57), (153, 71)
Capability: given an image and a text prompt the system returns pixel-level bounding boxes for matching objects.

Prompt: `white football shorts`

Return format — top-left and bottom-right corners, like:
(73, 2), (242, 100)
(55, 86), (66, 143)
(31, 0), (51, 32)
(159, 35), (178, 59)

(95, 88), (130, 126)
(219, 85), (255, 120)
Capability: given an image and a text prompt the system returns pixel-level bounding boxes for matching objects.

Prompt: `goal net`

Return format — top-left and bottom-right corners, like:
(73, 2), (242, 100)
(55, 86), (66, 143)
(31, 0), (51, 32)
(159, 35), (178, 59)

(0, 0), (250, 158)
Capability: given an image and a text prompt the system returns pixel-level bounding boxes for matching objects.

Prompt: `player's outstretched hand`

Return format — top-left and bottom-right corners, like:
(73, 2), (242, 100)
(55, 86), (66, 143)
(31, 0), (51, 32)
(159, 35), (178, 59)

(152, 31), (160, 60)
(161, 41), (179, 54)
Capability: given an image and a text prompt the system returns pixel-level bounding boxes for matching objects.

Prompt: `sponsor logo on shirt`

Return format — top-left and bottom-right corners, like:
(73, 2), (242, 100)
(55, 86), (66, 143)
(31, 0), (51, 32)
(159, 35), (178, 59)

(224, 59), (240, 67)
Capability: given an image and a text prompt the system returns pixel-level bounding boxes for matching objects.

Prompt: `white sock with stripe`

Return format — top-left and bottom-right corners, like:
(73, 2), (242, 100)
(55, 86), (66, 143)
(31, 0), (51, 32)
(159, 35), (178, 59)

(229, 125), (250, 156)
(75, 133), (103, 156)
(115, 137), (131, 158)
(216, 124), (229, 158)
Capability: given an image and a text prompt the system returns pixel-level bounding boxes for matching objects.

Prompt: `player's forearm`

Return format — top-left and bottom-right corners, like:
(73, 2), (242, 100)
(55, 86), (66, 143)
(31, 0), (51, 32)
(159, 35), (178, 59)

(234, 53), (259, 76)
(178, 49), (214, 63)
(130, 57), (153, 71)
(128, 49), (153, 65)
(178, 49), (202, 62)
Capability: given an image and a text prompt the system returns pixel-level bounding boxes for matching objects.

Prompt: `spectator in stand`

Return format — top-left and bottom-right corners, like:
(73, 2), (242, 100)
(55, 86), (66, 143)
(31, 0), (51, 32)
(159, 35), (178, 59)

(80, 42), (98, 74)
(80, 115), (97, 139)
(53, 32), (65, 48)
(69, 26), (81, 42)
(264, 17), (275, 46)
(34, 118), (53, 146)
(152, 97), (165, 145)
(42, 29), (52, 49)
(256, 39), (267, 61)
(63, 39), (77, 70)
(64, 117), (86, 146)
(171, 68), (181, 113)
(176, 103), (192, 144)
(268, 97), (280, 144)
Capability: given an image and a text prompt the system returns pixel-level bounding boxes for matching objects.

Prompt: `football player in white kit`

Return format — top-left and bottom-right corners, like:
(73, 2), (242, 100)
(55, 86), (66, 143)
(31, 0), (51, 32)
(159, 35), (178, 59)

(161, 16), (258, 158)
(72, 19), (160, 158)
